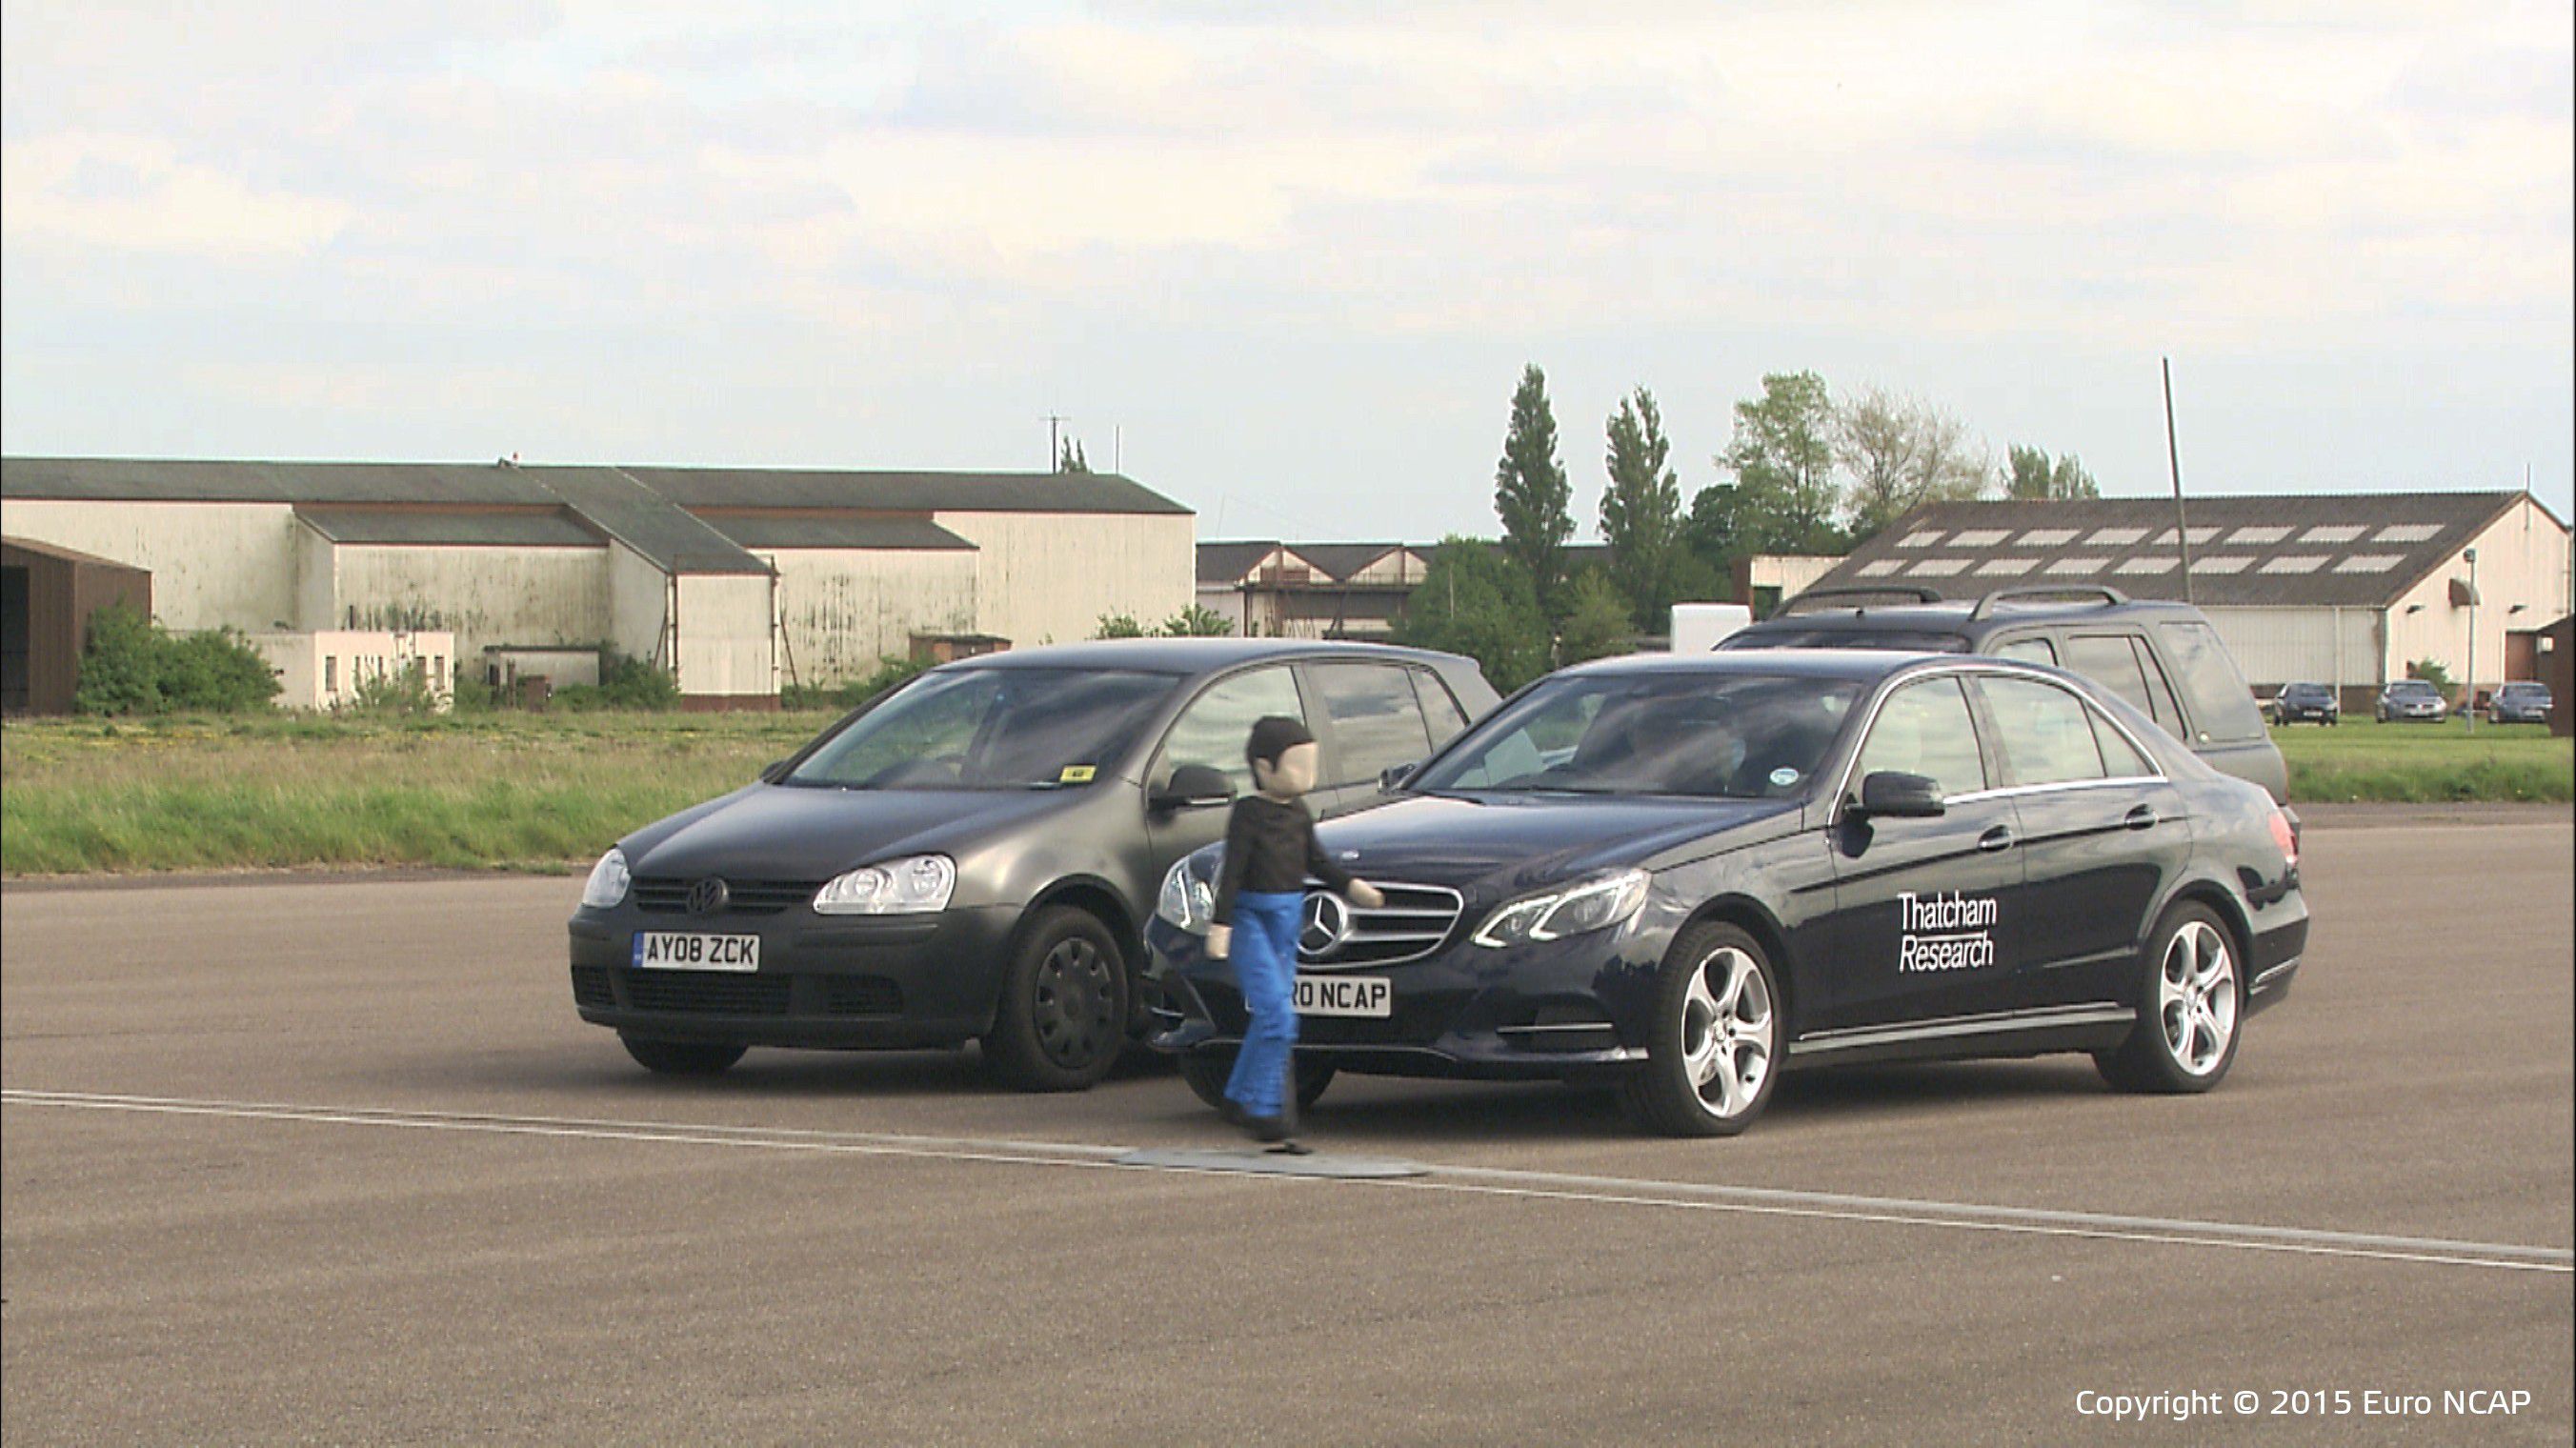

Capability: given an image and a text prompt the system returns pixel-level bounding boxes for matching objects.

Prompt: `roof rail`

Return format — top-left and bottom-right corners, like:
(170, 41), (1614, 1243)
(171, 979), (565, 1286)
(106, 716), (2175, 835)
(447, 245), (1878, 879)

(1967, 584), (2131, 621)
(1775, 583), (1943, 614)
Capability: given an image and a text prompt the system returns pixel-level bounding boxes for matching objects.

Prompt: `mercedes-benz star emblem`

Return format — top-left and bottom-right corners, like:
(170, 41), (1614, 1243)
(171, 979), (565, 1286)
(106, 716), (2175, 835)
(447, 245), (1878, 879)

(1299, 891), (1351, 959)
(687, 876), (731, 915)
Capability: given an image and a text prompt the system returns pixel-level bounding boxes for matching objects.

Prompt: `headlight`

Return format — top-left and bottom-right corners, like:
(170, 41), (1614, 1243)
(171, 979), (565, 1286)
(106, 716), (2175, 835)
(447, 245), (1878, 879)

(1156, 857), (1218, 935)
(580, 847), (631, 909)
(814, 855), (956, 915)
(1472, 869), (1650, 949)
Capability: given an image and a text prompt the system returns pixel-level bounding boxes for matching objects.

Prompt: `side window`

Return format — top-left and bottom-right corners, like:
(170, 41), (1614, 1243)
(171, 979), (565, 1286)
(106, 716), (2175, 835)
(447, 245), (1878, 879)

(2063, 634), (2155, 716)
(1310, 663), (1436, 787)
(2155, 621), (2266, 742)
(2092, 711), (2157, 777)
(1855, 677), (1988, 799)
(2128, 637), (2184, 732)
(1975, 676), (2107, 787)
(1993, 636), (2056, 666)
(1411, 670), (1471, 745)
(1155, 666), (1305, 795)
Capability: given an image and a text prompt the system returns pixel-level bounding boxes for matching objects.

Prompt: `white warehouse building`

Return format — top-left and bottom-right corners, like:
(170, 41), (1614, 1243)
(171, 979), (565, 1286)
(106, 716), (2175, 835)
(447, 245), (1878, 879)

(0, 457), (1195, 708)
(1801, 491), (2573, 705)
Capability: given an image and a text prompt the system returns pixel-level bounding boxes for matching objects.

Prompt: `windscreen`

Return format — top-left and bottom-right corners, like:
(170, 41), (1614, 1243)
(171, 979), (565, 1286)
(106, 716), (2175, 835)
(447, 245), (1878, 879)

(2387, 679), (2439, 697)
(787, 668), (1178, 790)
(1409, 672), (1862, 800)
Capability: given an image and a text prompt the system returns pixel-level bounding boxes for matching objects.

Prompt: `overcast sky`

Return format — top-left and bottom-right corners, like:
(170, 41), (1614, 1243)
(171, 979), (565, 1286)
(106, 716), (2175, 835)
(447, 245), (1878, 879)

(5, 1), (2569, 537)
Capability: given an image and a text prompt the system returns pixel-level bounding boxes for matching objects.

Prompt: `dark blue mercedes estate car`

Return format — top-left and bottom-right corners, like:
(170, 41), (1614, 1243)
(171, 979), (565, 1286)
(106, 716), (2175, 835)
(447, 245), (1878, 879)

(1145, 649), (2306, 1136)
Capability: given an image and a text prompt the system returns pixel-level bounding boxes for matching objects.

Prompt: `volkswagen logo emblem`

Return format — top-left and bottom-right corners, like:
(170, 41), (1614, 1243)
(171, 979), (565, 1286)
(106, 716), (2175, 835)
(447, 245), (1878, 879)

(1299, 891), (1351, 959)
(687, 877), (731, 915)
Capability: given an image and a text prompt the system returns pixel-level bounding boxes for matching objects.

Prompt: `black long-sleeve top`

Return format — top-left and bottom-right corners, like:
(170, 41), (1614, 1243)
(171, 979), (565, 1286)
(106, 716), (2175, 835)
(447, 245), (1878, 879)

(1211, 794), (1356, 925)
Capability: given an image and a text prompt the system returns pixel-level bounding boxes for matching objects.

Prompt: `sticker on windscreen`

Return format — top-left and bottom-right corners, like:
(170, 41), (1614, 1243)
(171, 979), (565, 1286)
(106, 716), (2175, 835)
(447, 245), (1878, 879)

(1768, 767), (1801, 789)
(1058, 764), (1097, 784)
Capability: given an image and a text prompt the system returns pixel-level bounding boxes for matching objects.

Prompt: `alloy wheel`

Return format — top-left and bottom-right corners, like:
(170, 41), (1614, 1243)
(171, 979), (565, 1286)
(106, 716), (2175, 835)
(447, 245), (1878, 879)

(2158, 919), (2237, 1076)
(1680, 946), (1775, 1119)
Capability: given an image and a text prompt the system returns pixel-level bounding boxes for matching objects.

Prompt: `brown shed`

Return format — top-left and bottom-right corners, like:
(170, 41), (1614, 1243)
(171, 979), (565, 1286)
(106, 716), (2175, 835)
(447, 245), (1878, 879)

(1, 536), (153, 714)
(2526, 613), (2574, 737)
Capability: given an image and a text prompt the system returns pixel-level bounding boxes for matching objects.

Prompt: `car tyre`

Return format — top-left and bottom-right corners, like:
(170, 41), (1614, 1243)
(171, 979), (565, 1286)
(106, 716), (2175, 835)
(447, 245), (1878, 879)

(2097, 901), (2244, 1095)
(985, 907), (1130, 1093)
(1177, 1050), (1337, 1113)
(619, 1035), (748, 1075)
(1620, 921), (1781, 1138)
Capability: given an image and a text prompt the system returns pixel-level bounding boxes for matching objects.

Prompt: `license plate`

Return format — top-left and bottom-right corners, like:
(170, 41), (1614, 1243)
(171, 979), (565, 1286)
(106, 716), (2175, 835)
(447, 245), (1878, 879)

(632, 933), (761, 973)
(1295, 975), (1391, 1017)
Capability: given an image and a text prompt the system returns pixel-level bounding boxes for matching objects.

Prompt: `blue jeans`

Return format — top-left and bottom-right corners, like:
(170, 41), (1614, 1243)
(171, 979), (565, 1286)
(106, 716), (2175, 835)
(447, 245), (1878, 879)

(1223, 892), (1302, 1118)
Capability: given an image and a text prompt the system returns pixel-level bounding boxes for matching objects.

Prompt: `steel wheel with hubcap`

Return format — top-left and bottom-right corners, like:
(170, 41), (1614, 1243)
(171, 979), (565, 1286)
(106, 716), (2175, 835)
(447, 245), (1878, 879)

(2099, 901), (2243, 1093)
(1622, 922), (1781, 1137)
(986, 907), (1130, 1092)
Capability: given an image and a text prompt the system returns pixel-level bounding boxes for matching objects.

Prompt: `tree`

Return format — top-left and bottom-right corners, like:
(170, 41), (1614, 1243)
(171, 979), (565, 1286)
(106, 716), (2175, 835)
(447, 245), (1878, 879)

(1093, 612), (1147, 638)
(1493, 364), (1574, 620)
(1600, 387), (1684, 629)
(1057, 437), (1091, 473)
(1393, 537), (1550, 694)
(1716, 371), (1841, 547)
(1836, 385), (1992, 538)
(1160, 604), (1235, 637)
(2007, 443), (2101, 500)
(1558, 569), (1636, 665)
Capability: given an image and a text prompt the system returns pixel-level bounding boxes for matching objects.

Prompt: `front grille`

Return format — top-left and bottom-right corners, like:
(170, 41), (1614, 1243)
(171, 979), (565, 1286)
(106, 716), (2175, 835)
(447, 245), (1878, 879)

(632, 877), (822, 916)
(569, 964), (614, 1009)
(617, 968), (792, 1016)
(1299, 880), (1464, 969)
(822, 975), (905, 1016)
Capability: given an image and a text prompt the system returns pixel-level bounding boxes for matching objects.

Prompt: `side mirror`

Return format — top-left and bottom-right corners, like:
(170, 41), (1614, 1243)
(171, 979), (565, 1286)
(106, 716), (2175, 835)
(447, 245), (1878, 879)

(1150, 763), (1236, 813)
(1379, 760), (1419, 792)
(1856, 770), (1945, 818)
(758, 758), (792, 784)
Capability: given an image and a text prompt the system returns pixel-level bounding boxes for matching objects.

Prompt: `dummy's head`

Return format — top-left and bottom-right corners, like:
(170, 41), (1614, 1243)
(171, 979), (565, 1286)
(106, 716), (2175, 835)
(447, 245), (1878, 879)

(1246, 715), (1319, 800)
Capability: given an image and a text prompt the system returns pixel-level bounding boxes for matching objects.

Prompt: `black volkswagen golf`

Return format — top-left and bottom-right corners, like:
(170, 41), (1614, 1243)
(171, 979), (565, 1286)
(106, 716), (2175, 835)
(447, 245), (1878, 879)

(1145, 650), (2306, 1136)
(567, 639), (1496, 1090)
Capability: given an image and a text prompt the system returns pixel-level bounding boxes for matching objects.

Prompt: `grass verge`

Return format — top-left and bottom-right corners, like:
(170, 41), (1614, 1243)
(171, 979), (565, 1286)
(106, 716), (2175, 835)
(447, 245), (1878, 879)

(2272, 718), (2572, 804)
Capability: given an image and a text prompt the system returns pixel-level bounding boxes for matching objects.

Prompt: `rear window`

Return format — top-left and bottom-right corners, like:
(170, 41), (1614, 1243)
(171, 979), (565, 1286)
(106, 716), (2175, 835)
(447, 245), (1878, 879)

(2156, 621), (2267, 743)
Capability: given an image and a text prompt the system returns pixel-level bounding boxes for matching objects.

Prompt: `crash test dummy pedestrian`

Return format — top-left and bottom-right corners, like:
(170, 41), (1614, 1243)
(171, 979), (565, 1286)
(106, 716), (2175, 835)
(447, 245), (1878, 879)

(1206, 716), (1383, 1151)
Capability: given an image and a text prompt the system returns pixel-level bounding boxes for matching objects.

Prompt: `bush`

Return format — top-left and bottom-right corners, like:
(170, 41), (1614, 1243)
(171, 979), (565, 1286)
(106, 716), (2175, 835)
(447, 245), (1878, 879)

(74, 605), (280, 715)
(2406, 659), (2457, 700)
(343, 663), (442, 716)
(1162, 605), (1236, 637)
(552, 648), (680, 712)
(780, 655), (930, 712)
(1095, 613), (1149, 639)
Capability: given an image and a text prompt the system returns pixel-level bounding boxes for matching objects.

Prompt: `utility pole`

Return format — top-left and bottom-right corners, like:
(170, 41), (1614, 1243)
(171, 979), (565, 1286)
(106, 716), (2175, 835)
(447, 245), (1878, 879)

(2465, 546), (2480, 734)
(2163, 357), (2194, 604)
(1044, 413), (1070, 472)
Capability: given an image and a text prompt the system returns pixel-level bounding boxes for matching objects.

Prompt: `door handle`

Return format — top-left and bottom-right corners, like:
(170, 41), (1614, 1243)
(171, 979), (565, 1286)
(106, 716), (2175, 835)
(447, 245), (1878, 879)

(1977, 826), (2015, 853)
(2124, 804), (2158, 831)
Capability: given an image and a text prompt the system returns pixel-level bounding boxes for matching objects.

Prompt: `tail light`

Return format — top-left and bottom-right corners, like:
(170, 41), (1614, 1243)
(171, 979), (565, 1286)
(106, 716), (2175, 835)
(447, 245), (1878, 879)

(2267, 808), (2299, 871)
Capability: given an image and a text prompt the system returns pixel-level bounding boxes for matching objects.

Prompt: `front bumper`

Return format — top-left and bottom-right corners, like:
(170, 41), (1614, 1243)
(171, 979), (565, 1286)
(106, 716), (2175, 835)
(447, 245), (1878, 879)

(567, 903), (1022, 1048)
(1140, 915), (1665, 1081)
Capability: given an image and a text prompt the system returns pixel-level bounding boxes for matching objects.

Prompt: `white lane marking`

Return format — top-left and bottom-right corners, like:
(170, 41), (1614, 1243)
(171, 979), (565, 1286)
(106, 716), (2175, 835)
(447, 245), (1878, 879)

(5, 1089), (2567, 1277)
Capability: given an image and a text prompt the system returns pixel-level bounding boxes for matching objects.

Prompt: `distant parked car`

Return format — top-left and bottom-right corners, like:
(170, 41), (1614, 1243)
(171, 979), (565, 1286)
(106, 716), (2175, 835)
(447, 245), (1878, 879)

(1724, 585), (2289, 803)
(2489, 681), (2554, 725)
(2376, 679), (2448, 723)
(2270, 682), (2340, 726)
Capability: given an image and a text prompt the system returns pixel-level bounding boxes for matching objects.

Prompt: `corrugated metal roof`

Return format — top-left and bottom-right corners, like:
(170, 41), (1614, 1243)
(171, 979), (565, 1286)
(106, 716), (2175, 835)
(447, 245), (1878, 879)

(1, 456), (557, 507)
(1811, 493), (2537, 609)
(528, 468), (770, 573)
(618, 466), (1191, 516)
(1197, 540), (1284, 584)
(702, 514), (975, 552)
(294, 506), (602, 548)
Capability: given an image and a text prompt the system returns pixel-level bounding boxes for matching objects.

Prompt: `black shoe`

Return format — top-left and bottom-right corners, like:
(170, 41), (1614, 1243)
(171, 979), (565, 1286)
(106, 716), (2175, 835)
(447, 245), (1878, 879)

(1265, 1139), (1314, 1156)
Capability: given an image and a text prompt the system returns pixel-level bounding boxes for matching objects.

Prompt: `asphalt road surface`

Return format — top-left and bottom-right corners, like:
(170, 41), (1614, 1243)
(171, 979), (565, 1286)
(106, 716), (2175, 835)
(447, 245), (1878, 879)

(6, 814), (2571, 1445)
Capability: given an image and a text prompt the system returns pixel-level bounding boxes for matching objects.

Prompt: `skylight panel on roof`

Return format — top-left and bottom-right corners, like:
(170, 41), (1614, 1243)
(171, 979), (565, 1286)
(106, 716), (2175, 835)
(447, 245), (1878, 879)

(2191, 555), (2251, 574)
(2086, 527), (2148, 546)
(2300, 525), (2365, 544)
(1949, 529), (2009, 548)
(1859, 559), (1902, 576)
(2115, 557), (2177, 575)
(2260, 555), (2327, 574)
(1896, 530), (1944, 548)
(1907, 558), (1970, 577)
(2333, 553), (2405, 573)
(2374, 524), (2443, 544)
(2044, 557), (2107, 575)
(2017, 528), (2079, 547)
(2228, 526), (2293, 545)
(1975, 557), (2037, 576)
(2154, 527), (2224, 545)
